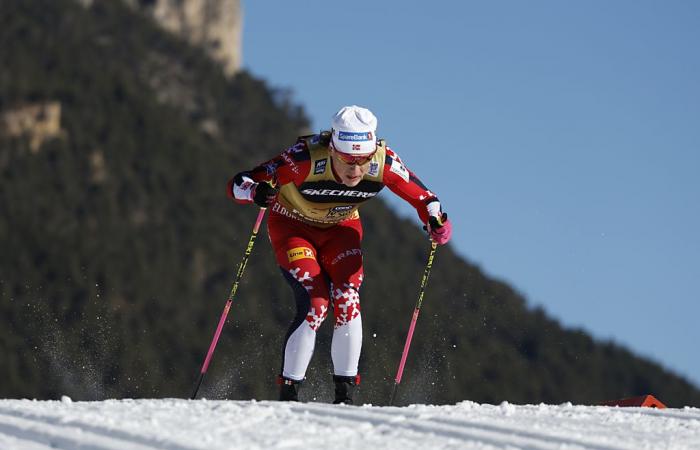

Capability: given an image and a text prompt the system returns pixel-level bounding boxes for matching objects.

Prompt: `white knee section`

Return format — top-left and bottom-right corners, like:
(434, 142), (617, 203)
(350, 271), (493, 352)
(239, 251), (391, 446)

(331, 314), (363, 376)
(282, 322), (317, 381)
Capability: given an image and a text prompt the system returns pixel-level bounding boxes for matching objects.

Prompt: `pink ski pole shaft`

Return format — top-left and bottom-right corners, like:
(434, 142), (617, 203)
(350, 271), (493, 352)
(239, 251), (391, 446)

(191, 207), (267, 399)
(389, 240), (438, 406)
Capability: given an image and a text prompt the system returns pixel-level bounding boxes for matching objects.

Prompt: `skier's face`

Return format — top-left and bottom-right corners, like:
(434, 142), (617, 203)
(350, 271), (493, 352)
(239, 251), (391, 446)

(331, 149), (373, 187)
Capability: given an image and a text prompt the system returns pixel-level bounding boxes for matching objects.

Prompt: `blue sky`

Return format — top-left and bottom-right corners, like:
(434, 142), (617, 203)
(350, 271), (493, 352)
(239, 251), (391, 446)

(241, 1), (700, 387)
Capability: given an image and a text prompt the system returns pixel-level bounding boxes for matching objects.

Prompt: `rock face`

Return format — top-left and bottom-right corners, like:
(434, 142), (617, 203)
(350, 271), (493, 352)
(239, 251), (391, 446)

(1, 102), (65, 153)
(127, 0), (242, 76)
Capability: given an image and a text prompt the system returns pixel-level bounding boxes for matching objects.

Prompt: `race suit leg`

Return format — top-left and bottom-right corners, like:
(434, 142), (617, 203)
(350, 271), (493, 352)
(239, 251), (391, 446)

(268, 212), (331, 381)
(317, 218), (364, 377)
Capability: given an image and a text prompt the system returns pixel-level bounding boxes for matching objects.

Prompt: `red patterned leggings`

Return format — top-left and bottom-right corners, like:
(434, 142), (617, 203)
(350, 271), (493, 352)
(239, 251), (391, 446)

(268, 210), (364, 380)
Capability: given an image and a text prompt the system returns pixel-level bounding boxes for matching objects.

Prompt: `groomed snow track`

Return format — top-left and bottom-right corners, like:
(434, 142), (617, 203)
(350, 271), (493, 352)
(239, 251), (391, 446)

(1, 399), (699, 449)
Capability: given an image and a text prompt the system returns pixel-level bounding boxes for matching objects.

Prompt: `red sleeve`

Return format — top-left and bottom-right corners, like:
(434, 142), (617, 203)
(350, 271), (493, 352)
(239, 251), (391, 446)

(382, 147), (441, 224)
(227, 142), (311, 203)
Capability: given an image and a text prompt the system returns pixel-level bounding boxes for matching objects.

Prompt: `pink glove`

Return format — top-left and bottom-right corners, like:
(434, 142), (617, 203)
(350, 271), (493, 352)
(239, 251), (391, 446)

(427, 213), (452, 245)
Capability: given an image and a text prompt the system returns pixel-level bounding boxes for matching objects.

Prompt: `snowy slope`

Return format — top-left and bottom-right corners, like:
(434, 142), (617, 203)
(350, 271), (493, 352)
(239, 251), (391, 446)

(0, 398), (699, 449)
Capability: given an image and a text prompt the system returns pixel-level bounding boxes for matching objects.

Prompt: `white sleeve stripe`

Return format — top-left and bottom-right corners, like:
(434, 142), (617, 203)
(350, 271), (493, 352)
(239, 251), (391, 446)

(233, 175), (256, 201)
(427, 201), (442, 218)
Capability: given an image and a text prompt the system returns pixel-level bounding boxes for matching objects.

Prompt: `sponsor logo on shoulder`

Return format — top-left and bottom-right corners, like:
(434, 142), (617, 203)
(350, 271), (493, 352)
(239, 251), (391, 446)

(287, 246), (315, 262)
(289, 143), (305, 153)
(368, 161), (379, 177)
(314, 159), (327, 174)
(390, 158), (409, 182)
(263, 161), (277, 176)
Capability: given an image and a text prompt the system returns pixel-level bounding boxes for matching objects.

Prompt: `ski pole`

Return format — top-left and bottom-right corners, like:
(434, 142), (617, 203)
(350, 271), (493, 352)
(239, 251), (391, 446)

(191, 207), (267, 400)
(389, 240), (438, 406)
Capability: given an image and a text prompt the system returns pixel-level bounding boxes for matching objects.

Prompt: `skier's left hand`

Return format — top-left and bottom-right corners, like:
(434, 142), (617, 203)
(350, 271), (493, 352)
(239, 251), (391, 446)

(426, 213), (452, 245)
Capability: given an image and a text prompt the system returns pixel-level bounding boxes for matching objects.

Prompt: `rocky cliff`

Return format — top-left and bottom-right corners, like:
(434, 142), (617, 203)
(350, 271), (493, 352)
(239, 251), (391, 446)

(83, 0), (243, 76)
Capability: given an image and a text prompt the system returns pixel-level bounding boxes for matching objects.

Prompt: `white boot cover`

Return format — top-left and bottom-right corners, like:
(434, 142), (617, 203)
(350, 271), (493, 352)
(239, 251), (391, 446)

(282, 322), (317, 381)
(331, 314), (363, 376)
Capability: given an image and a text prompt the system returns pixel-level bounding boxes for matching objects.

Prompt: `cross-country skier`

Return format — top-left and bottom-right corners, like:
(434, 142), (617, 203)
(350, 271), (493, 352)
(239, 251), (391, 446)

(228, 105), (452, 404)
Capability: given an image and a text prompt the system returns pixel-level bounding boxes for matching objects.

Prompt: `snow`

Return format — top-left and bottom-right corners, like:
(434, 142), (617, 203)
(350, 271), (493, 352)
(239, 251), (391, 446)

(1, 399), (699, 449)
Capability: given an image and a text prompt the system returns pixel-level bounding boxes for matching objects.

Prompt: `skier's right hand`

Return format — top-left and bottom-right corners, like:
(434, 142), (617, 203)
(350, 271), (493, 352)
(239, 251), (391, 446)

(252, 181), (278, 207)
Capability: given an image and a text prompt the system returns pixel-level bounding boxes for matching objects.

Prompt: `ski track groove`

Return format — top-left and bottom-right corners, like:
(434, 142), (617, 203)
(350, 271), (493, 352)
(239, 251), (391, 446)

(0, 409), (195, 450)
(0, 421), (60, 450)
(290, 402), (628, 450)
(291, 404), (524, 449)
(426, 416), (624, 450)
